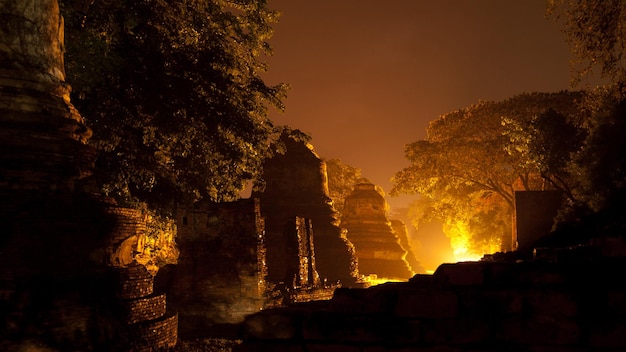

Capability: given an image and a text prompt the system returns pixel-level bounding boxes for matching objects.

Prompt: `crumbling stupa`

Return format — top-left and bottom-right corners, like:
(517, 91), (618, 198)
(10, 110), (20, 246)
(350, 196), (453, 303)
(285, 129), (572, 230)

(341, 183), (413, 280)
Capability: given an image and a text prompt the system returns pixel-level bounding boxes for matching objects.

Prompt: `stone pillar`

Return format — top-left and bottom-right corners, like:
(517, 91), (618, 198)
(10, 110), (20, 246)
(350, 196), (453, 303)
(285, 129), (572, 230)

(294, 217), (321, 287)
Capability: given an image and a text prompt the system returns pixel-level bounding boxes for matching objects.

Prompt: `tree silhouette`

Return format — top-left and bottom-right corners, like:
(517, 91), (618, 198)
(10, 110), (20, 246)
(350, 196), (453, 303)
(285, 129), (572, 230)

(61, 0), (288, 212)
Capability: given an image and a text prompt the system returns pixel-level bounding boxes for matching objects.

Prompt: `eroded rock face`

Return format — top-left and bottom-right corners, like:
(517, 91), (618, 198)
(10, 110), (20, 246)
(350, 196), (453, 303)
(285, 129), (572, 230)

(341, 183), (413, 280)
(252, 134), (359, 287)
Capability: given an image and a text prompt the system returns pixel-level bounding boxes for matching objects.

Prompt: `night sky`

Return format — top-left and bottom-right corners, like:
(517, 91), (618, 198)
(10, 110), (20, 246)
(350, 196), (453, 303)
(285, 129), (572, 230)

(261, 0), (574, 210)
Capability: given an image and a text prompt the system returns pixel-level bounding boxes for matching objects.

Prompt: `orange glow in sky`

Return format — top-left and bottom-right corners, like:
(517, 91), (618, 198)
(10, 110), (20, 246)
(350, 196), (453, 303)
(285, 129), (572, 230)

(262, 0), (572, 211)
(262, 0), (575, 272)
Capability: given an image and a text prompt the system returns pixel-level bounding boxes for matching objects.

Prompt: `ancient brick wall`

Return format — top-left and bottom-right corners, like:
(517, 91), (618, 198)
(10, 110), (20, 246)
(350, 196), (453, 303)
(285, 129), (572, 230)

(123, 293), (167, 324)
(0, 1), (178, 349)
(130, 313), (178, 352)
(118, 264), (178, 350)
(236, 253), (626, 351)
(115, 262), (178, 351)
(170, 198), (267, 337)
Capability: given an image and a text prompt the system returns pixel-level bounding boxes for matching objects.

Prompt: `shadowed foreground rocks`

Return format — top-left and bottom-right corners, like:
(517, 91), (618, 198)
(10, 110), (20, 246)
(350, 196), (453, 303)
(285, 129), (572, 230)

(235, 242), (626, 351)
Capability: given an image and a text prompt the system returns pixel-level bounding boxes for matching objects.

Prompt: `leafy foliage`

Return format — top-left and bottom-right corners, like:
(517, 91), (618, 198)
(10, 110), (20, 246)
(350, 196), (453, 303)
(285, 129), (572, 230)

(392, 91), (583, 254)
(61, 0), (288, 212)
(502, 107), (587, 202)
(553, 89), (626, 238)
(324, 158), (368, 213)
(548, 0), (626, 86)
(536, 1), (626, 243)
(134, 205), (179, 274)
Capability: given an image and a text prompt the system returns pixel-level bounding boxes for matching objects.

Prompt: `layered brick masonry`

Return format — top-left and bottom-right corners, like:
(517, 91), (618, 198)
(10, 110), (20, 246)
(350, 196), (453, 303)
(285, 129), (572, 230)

(117, 262), (177, 351)
(342, 182), (413, 280)
(0, 2), (180, 350)
(171, 198), (267, 336)
(130, 313), (178, 352)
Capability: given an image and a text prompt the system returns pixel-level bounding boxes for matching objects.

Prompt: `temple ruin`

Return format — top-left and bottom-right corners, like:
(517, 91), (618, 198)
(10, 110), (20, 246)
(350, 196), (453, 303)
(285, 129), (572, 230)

(0, 1), (177, 349)
(166, 198), (266, 337)
(252, 133), (359, 288)
(341, 182), (413, 280)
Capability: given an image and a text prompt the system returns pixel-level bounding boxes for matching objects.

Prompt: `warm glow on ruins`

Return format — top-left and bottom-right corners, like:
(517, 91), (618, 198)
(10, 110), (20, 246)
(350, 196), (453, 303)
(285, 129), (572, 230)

(444, 220), (502, 263)
(360, 274), (404, 287)
(4, 0), (626, 350)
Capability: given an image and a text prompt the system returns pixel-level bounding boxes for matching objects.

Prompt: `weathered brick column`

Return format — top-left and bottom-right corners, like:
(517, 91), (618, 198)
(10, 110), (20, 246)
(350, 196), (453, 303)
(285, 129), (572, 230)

(116, 262), (178, 351)
(0, 1), (178, 350)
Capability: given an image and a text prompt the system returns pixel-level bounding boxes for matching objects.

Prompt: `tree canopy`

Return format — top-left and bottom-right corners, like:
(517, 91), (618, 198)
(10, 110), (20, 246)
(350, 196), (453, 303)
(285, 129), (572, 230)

(548, 0), (626, 86)
(61, 0), (288, 212)
(391, 91), (584, 255)
(545, 0), (626, 239)
(324, 158), (368, 214)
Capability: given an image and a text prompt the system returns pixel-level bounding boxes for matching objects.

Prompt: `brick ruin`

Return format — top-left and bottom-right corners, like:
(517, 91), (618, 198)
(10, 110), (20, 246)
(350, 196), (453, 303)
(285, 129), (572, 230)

(166, 173), (346, 336)
(342, 182), (414, 280)
(8, 2), (621, 350)
(252, 134), (359, 288)
(0, 1), (177, 349)
(160, 141), (440, 338)
(164, 198), (266, 338)
(115, 262), (178, 351)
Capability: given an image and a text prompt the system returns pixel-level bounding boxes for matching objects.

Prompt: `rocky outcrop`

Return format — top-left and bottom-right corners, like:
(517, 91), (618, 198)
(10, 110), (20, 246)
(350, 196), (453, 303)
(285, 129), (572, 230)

(341, 183), (413, 280)
(252, 134), (359, 287)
